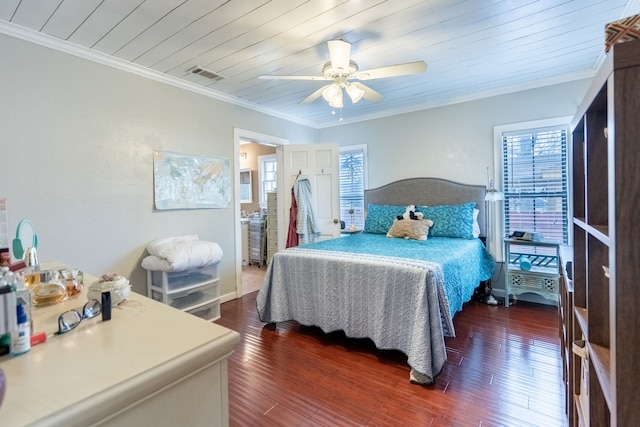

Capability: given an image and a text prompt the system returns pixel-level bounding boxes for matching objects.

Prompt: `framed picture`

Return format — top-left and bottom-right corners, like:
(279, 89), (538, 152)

(153, 151), (231, 210)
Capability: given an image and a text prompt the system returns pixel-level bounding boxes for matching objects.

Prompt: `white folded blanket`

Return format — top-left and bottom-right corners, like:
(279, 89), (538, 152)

(141, 235), (223, 272)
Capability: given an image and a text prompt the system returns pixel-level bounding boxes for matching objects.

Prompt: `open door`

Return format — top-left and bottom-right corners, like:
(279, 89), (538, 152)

(277, 143), (340, 249)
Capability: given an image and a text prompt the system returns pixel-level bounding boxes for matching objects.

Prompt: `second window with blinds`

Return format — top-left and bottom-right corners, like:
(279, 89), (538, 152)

(339, 144), (368, 232)
(494, 117), (571, 260)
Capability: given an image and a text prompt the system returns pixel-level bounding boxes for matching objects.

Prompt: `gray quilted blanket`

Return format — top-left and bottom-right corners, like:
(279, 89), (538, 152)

(256, 247), (453, 385)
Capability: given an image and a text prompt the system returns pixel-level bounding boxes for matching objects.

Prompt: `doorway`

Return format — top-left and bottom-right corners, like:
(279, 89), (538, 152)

(233, 129), (288, 298)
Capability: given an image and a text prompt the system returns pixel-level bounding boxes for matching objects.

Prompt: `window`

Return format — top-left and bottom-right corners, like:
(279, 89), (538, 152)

(339, 145), (368, 230)
(499, 122), (569, 245)
(239, 168), (252, 203)
(258, 154), (277, 207)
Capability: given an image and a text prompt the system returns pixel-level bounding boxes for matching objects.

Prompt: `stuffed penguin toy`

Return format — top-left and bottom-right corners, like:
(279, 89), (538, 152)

(397, 205), (424, 220)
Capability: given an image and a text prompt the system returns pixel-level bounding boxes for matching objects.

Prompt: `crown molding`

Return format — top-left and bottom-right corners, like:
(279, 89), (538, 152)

(0, 20), (319, 129)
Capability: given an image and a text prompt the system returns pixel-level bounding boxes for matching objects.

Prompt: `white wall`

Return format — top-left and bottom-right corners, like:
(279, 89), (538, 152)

(1, 31), (592, 303)
(319, 79), (590, 189)
(0, 34), (317, 297)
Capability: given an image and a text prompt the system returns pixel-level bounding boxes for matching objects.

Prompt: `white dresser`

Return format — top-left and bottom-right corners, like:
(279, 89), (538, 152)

(0, 264), (240, 427)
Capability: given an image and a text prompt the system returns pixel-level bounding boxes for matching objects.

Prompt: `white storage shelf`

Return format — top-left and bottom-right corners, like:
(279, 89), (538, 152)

(249, 217), (265, 266)
(147, 264), (221, 321)
(504, 238), (560, 307)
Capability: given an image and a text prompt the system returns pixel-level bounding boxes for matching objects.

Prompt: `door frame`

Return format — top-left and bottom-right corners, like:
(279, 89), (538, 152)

(233, 128), (288, 298)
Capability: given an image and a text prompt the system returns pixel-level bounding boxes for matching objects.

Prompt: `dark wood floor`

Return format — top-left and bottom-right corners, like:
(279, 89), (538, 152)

(216, 289), (566, 427)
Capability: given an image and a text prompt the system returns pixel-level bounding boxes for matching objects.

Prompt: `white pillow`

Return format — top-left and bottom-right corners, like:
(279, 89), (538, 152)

(473, 209), (480, 238)
(146, 235), (199, 256)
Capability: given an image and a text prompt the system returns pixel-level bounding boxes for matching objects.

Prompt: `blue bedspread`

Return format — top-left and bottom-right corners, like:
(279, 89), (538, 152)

(297, 234), (494, 317)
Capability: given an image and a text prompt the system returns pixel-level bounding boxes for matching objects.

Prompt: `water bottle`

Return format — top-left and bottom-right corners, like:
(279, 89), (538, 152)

(520, 256), (532, 271)
(11, 304), (30, 356)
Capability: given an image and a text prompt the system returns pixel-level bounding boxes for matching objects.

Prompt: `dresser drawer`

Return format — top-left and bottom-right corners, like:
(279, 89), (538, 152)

(187, 298), (221, 321)
(151, 281), (219, 310)
(267, 227), (278, 240)
(148, 264), (219, 292)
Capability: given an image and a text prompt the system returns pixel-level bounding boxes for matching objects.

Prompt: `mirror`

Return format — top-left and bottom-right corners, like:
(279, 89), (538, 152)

(239, 168), (252, 203)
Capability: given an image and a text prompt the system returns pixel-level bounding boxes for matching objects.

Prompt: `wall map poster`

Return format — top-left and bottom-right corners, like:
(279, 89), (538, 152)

(153, 151), (231, 210)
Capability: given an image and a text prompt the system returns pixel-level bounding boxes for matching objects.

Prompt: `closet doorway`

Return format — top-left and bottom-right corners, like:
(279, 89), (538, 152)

(234, 129), (288, 297)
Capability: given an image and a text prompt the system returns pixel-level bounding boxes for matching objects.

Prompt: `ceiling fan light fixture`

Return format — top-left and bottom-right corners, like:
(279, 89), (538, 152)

(346, 84), (365, 103)
(328, 89), (343, 108)
(322, 84), (340, 102)
(260, 40), (426, 109)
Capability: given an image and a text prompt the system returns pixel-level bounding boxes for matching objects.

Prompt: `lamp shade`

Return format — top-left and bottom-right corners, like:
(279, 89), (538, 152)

(484, 176), (504, 202)
(346, 83), (365, 103)
(485, 188), (504, 202)
(322, 84), (340, 102)
(328, 89), (343, 108)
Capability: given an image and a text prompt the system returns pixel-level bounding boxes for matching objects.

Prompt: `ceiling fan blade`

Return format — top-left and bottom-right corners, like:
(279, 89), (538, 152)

(327, 39), (351, 71)
(352, 82), (383, 103)
(299, 84), (332, 105)
(354, 61), (427, 80)
(259, 74), (328, 81)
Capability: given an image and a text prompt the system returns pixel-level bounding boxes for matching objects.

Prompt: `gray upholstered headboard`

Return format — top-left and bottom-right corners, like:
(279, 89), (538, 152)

(364, 177), (487, 237)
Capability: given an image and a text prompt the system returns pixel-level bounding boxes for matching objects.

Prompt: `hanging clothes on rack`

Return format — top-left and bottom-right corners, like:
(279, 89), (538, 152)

(286, 171), (301, 248)
(285, 185), (298, 248)
(293, 174), (320, 245)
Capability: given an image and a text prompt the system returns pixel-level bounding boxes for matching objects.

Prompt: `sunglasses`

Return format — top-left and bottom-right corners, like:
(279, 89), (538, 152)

(55, 299), (102, 334)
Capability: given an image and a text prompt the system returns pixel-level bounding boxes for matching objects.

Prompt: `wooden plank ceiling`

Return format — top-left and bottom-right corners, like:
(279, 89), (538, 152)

(1, 0), (638, 128)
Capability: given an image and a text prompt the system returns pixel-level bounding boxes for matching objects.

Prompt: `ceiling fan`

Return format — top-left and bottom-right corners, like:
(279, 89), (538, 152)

(258, 40), (427, 108)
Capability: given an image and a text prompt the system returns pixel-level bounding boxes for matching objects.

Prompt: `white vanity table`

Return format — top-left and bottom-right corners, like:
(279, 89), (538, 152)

(0, 264), (241, 427)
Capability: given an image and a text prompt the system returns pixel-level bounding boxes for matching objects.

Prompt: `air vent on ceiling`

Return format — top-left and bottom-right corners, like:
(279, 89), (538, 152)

(187, 66), (227, 82)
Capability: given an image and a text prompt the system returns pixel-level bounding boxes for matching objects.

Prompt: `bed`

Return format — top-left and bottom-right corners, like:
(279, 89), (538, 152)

(256, 177), (495, 385)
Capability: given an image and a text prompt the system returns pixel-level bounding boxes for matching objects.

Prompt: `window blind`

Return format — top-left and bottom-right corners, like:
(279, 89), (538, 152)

(339, 148), (365, 230)
(259, 156), (277, 205)
(502, 126), (569, 244)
